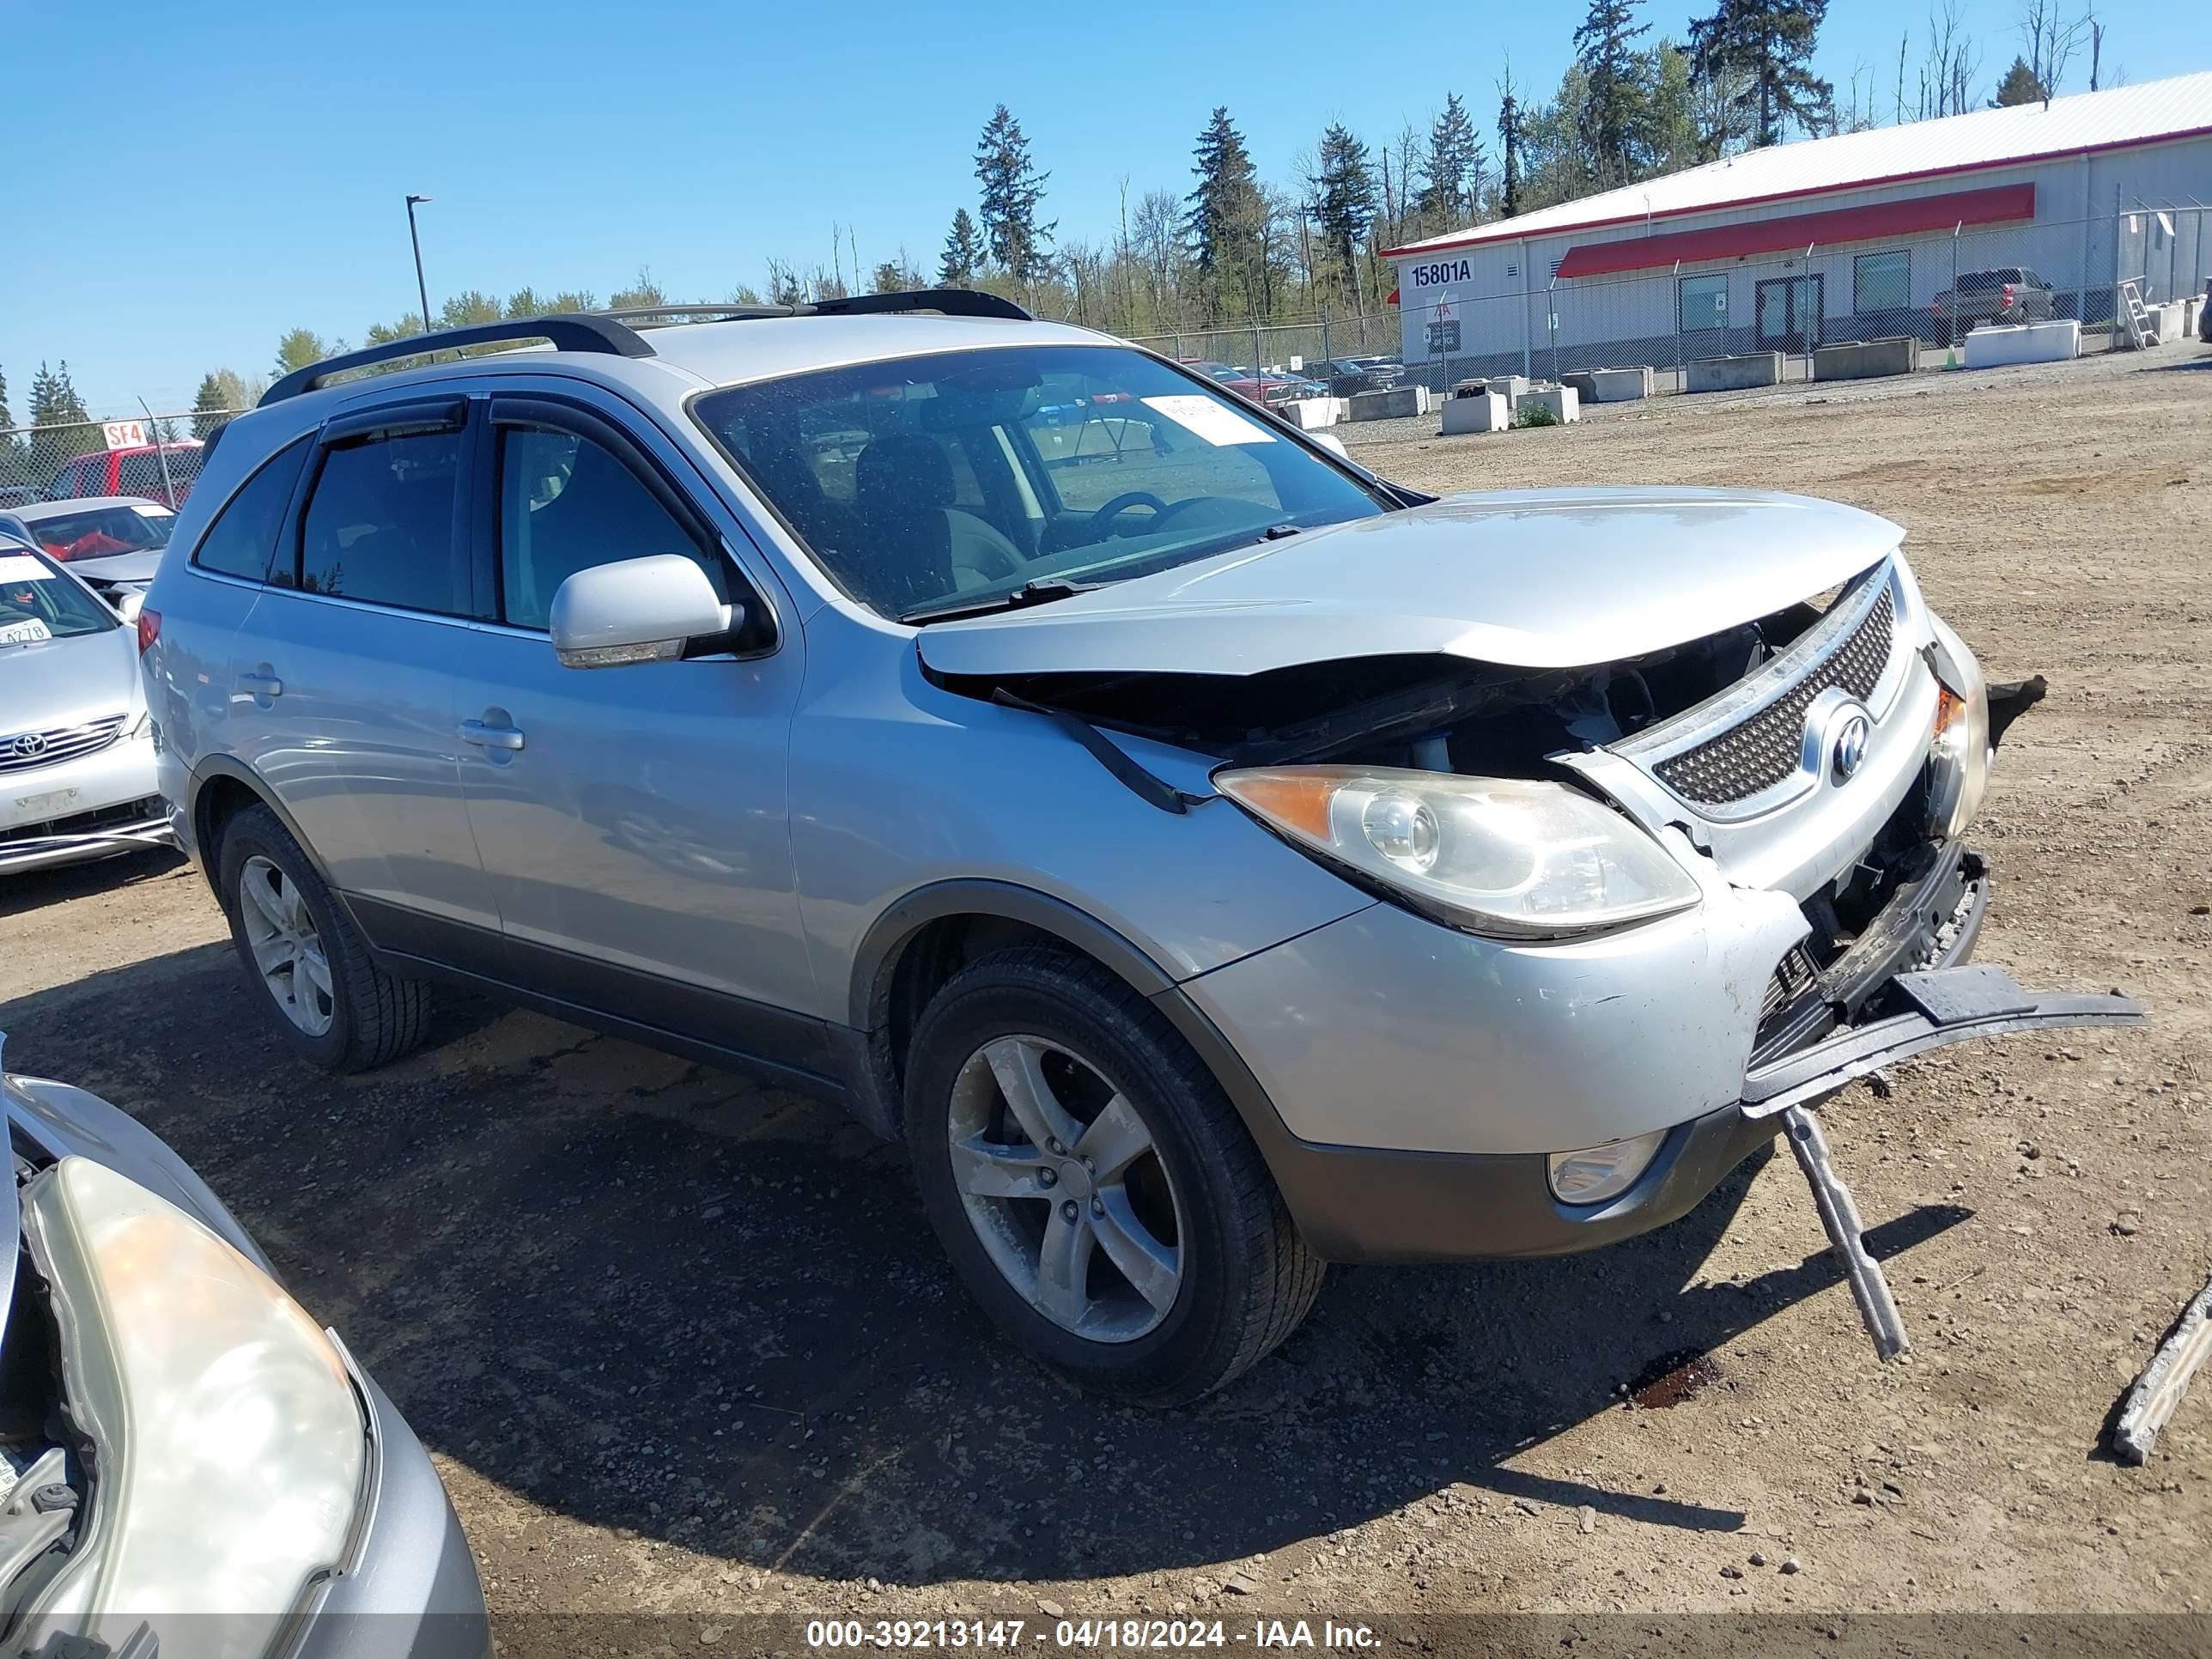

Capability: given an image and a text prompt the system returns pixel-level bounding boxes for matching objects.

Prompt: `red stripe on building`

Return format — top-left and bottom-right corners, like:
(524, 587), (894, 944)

(1550, 183), (2036, 278)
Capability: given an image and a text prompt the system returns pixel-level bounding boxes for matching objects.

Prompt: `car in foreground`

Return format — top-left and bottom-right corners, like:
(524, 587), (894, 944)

(0, 534), (172, 876)
(143, 295), (2142, 1405)
(0, 1035), (489, 1659)
(46, 440), (204, 507)
(1930, 266), (2056, 344)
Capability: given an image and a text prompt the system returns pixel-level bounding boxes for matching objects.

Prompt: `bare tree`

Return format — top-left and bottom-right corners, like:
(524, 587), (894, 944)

(2017, 1), (2090, 95)
(1918, 2), (1984, 117)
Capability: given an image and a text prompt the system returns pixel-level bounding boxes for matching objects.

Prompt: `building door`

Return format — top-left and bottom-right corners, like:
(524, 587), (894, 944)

(1755, 274), (1823, 354)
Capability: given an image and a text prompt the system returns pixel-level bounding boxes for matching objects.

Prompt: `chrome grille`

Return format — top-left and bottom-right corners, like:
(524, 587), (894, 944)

(1655, 585), (1896, 806)
(0, 714), (129, 774)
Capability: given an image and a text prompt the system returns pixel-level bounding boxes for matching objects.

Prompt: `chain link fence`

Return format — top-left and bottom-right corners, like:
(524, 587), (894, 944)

(0, 409), (248, 513)
(1126, 310), (1405, 382)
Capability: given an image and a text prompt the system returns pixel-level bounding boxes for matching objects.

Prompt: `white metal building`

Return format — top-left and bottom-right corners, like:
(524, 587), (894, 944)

(1383, 70), (2212, 382)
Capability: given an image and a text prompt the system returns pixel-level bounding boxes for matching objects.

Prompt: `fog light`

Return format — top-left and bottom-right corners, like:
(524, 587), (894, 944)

(1547, 1128), (1668, 1206)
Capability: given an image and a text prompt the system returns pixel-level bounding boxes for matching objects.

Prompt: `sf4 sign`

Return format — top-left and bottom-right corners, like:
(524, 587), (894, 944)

(101, 420), (149, 450)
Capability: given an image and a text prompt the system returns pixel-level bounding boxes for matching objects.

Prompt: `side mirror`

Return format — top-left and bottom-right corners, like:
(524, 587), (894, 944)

(549, 555), (736, 669)
(1310, 432), (1350, 461)
(112, 590), (145, 623)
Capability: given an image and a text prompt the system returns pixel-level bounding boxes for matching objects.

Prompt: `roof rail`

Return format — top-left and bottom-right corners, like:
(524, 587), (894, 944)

(259, 313), (654, 407)
(602, 289), (1033, 326)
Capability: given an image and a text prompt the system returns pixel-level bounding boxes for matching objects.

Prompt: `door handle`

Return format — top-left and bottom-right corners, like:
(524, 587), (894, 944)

(458, 719), (525, 751)
(238, 672), (283, 697)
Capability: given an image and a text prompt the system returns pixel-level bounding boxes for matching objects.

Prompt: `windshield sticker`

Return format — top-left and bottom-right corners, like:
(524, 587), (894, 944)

(0, 618), (54, 648)
(0, 556), (52, 583)
(1141, 395), (1277, 447)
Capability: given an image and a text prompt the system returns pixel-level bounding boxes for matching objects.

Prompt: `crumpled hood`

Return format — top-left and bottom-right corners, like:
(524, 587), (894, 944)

(0, 623), (140, 731)
(915, 487), (1902, 678)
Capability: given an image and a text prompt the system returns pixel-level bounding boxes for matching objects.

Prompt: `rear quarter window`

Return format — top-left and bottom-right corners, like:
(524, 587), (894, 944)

(190, 436), (312, 582)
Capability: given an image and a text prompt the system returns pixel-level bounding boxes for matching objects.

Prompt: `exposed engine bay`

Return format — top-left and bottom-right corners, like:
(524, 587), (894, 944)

(933, 594), (1834, 775)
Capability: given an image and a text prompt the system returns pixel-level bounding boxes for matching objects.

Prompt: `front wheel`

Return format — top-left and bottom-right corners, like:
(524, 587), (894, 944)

(905, 946), (1323, 1406)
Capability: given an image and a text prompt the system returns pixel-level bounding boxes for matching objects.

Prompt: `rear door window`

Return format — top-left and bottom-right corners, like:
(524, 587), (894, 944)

(298, 428), (469, 613)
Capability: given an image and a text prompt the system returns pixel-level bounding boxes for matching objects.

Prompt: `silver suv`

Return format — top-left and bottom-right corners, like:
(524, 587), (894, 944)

(140, 294), (2138, 1403)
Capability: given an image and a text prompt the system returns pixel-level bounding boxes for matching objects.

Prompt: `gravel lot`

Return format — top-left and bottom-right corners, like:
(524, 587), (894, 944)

(3, 346), (2209, 1644)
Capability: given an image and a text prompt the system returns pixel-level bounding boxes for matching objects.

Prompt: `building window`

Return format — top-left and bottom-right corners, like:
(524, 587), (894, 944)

(1679, 274), (1729, 332)
(1854, 250), (1911, 314)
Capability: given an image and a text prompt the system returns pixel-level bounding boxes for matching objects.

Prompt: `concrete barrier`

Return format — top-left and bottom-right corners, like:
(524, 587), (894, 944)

(1279, 396), (1344, 430)
(1439, 391), (1510, 434)
(1518, 384), (1581, 424)
(2148, 301), (2187, 344)
(1346, 385), (1431, 422)
(1962, 319), (2081, 368)
(2185, 295), (2203, 339)
(1561, 366), (1653, 404)
(1812, 337), (1919, 382)
(1686, 351), (1782, 393)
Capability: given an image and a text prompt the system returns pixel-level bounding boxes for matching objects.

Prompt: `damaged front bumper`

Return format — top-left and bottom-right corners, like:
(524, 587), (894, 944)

(1182, 835), (2144, 1267)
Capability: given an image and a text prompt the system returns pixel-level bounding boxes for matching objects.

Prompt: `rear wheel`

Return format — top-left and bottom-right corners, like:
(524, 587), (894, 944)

(905, 945), (1323, 1406)
(216, 804), (430, 1072)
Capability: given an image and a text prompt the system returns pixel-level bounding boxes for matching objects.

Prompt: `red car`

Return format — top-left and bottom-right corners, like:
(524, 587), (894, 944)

(46, 440), (204, 506)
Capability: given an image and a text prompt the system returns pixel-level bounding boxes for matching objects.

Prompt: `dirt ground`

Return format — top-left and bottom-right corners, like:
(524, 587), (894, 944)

(3, 346), (2209, 1649)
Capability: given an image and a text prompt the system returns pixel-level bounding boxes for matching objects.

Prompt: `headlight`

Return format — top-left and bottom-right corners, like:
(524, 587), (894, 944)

(1215, 766), (1702, 939)
(1925, 616), (1990, 841)
(1547, 1128), (1668, 1205)
(20, 1158), (367, 1659)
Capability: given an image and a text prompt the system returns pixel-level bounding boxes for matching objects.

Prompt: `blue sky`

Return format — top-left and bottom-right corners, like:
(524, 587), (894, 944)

(7, 0), (2201, 419)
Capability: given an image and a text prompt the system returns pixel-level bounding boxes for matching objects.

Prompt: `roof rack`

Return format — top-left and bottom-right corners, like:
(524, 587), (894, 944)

(602, 288), (1032, 325)
(261, 314), (653, 406)
(258, 289), (1034, 408)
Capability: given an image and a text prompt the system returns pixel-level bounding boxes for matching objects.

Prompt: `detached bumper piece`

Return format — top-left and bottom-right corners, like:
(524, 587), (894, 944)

(1743, 963), (2145, 1361)
(1742, 964), (2145, 1121)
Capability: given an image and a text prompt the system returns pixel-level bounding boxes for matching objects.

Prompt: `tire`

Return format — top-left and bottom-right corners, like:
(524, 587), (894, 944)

(215, 802), (431, 1073)
(904, 945), (1323, 1407)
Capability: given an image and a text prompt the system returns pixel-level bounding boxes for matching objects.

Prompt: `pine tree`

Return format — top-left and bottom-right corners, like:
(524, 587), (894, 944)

(1498, 70), (1525, 220)
(28, 362), (96, 460)
(1184, 107), (1265, 315)
(1991, 56), (2048, 106)
(0, 363), (13, 434)
(1307, 124), (1377, 299)
(939, 209), (984, 285)
(1689, 0), (1832, 149)
(974, 106), (1054, 284)
(191, 369), (252, 438)
(1417, 94), (1485, 230)
(1575, 0), (1653, 184)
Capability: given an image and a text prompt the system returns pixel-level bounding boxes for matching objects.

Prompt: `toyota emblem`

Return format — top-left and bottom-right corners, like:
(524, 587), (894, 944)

(9, 732), (46, 761)
(1830, 710), (1871, 782)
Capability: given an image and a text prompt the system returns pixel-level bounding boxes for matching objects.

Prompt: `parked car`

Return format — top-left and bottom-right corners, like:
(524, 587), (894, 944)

(0, 1033), (490, 1657)
(45, 440), (204, 507)
(0, 534), (173, 875)
(143, 297), (2140, 1405)
(0, 486), (40, 509)
(1176, 358), (1313, 406)
(2201, 277), (2211, 343)
(1314, 356), (1405, 394)
(1930, 267), (2056, 344)
(0, 497), (175, 605)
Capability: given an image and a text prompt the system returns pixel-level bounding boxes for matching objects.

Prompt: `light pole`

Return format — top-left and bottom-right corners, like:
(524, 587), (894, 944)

(405, 194), (434, 332)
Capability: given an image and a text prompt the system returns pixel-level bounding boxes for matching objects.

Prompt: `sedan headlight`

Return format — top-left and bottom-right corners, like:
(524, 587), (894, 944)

(1215, 767), (1701, 939)
(20, 1158), (368, 1659)
(1925, 615), (1990, 841)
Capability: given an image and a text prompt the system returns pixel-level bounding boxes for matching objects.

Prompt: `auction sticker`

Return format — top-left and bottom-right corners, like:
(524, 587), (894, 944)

(1141, 395), (1275, 447)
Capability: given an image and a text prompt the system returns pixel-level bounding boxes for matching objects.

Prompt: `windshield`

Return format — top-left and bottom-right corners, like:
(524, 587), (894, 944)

(692, 344), (1390, 620)
(0, 544), (118, 642)
(17, 504), (173, 561)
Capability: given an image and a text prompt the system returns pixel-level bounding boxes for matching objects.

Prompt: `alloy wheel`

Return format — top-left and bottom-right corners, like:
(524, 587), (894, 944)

(945, 1034), (1187, 1342)
(238, 854), (336, 1036)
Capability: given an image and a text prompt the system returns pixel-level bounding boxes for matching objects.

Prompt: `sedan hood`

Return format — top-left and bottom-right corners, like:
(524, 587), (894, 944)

(0, 623), (140, 730)
(64, 549), (163, 590)
(915, 488), (1900, 678)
